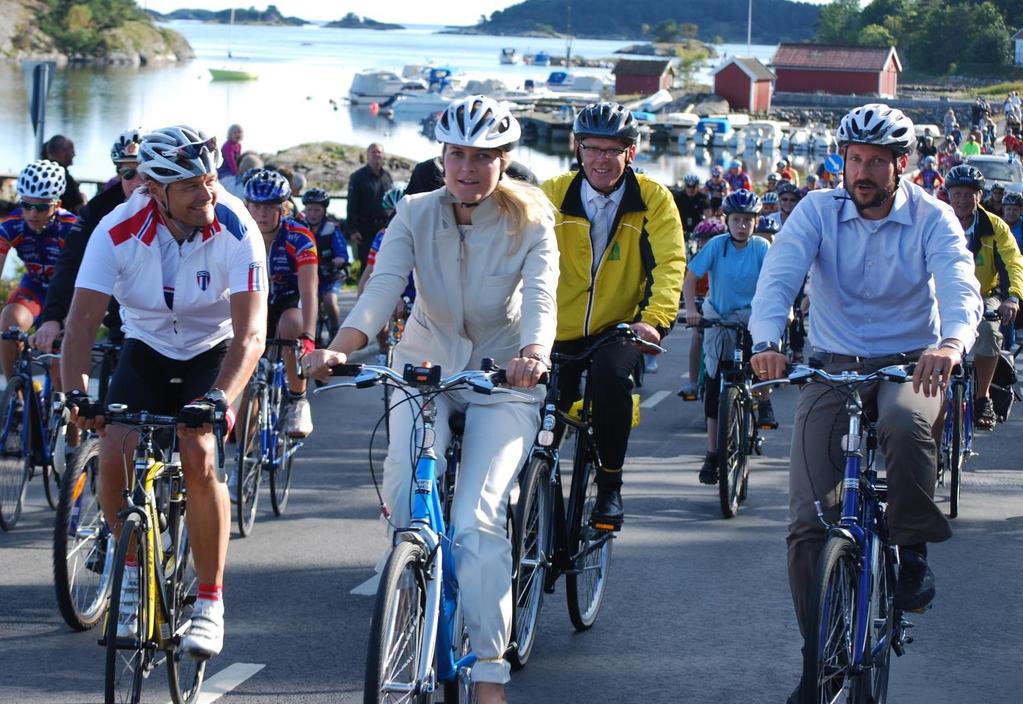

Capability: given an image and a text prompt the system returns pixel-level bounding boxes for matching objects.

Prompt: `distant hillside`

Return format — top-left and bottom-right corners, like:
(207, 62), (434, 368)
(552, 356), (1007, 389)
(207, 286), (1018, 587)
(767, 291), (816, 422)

(473, 0), (820, 43)
(325, 12), (403, 30)
(150, 4), (307, 26)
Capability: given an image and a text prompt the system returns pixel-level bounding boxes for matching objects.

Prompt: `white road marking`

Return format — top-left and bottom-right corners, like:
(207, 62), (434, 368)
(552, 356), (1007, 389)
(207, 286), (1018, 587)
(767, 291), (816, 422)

(165, 662), (265, 704)
(351, 572), (381, 596)
(640, 390), (671, 408)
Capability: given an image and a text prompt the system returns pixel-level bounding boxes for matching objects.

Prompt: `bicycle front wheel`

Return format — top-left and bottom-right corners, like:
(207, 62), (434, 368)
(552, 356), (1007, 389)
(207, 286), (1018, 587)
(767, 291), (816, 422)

(509, 455), (553, 670)
(565, 449), (612, 631)
(236, 389), (264, 537)
(364, 540), (430, 704)
(53, 439), (113, 630)
(805, 537), (860, 704)
(0, 376), (30, 531)
(166, 512), (205, 704)
(104, 512), (150, 704)
(269, 428), (294, 516)
(948, 382), (965, 519)
(43, 405), (70, 510)
(851, 540), (895, 704)
(717, 385), (746, 518)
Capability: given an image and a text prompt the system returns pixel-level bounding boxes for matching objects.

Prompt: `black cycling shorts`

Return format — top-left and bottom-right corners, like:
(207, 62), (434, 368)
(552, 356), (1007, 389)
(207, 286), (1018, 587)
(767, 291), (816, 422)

(105, 338), (228, 416)
(268, 294), (300, 338)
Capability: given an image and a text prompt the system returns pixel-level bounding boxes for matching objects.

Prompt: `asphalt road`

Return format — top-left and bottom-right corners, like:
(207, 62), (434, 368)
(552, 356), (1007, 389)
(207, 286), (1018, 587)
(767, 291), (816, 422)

(1, 325), (1021, 704)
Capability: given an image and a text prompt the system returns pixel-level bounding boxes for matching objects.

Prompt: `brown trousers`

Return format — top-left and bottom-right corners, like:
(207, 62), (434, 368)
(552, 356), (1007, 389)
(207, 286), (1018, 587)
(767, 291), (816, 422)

(787, 357), (952, 635)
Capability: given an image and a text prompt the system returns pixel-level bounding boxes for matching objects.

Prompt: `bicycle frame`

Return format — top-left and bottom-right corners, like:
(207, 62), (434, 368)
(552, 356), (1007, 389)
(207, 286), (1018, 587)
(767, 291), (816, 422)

(941, 364), (974, 463)
(251, 341), (303, 471)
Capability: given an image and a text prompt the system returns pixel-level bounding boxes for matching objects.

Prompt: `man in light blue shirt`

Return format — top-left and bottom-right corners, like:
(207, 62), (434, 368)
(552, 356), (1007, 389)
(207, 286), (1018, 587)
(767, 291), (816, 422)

(749, 104), (983, 704)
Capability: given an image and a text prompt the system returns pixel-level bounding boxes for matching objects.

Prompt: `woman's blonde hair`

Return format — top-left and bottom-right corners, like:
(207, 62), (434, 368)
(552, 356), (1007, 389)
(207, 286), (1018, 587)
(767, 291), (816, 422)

(491, 153), (554, 236)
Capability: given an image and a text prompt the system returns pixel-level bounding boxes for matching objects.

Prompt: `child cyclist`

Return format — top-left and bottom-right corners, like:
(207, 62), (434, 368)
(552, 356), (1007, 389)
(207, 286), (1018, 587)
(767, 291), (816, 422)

(682, 190), (777, 484)
(678, 217), (726, 400)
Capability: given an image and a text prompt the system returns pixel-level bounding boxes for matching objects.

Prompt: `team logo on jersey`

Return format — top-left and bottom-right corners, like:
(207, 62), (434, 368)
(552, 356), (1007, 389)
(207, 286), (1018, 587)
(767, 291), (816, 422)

(248, 261), (264, 291)
(196, 270), (211, 291)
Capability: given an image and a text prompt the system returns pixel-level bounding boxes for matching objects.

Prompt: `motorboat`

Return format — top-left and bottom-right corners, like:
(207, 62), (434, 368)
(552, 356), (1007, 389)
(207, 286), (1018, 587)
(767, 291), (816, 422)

(348, 70), (426, 105)
(807, 124), (836, 153)
(390, 91), (454, 116)
(462, 78), (546, 107)
(208, 67), (259, 81)
(696, 116), (734, 149)
(743, 120), (788, 152)
(500, 48), (519, 65)
(661, 112), (699, 142)
(783, 126), (812, 153)
(545, 71), (612, 96)
(531, 51), (551, 66)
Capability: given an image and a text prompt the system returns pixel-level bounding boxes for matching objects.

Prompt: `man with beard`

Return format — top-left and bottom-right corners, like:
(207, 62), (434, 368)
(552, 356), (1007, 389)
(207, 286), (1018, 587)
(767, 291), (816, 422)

(747, 103), (983, 703)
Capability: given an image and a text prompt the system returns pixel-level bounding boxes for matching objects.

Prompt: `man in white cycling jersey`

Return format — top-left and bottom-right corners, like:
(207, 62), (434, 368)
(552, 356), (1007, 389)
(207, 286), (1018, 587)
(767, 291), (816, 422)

(62, 125), (267, 658)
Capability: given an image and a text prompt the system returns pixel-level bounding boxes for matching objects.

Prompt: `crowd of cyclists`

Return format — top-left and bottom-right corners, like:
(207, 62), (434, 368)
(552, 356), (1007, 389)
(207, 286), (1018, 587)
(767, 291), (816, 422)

(1, 92), (1021, 703)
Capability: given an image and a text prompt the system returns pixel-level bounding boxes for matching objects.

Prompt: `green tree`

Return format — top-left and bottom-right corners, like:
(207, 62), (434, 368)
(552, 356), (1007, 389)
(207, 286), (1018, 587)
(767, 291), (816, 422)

(680, 22), (699, 39)
(857, 23), (895, 47)
(815, 0), (861, 44)
(654, 19), (679, 42)
(675, 45), (707, 89)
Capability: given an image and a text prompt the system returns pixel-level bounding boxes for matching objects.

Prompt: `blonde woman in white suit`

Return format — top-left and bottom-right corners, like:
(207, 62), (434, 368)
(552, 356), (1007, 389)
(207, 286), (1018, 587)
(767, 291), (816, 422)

(306, 95), (558, 702)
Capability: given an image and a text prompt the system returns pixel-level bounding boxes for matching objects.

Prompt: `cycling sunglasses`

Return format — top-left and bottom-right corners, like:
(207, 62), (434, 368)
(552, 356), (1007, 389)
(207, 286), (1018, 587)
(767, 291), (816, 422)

(118, 166), (138, 180)
(19, 201), (56, 212)
(163, 136), (218, 161)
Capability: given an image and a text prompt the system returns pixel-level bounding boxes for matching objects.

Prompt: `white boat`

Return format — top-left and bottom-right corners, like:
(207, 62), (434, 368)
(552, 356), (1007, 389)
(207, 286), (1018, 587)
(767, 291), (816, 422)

(744, 120), (788, 152)
(500, 48), (519, 65)
(390, 91), (455, 115)
(808, 124), (836, 153)
(546, 71), (612, 96)
(463, 78), (546, 107)
(784, 127), (812, 153)
(348, 70), (426, 105)
(208, 8), (260, 81)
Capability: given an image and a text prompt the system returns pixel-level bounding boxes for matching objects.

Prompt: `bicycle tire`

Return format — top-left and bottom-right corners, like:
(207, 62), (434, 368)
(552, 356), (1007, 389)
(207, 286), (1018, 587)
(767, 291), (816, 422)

(53, 439), (113, 630)
(565, 445), (612, 631)
(949, 381), (965, 519)
(717, 385), (746, 518)
(43, 403), (69, 510)
(269, 428), (293, 516)
(804, 537), (860, 704)
(509, 455), (553, 670)
(236, 389), (264, 537)
(166, 510), (205, 704)
(850, 539), (895, 704)
(364, 540), (430, 704)
(104, 511), (149, 704)
(0, 376), (30, 531)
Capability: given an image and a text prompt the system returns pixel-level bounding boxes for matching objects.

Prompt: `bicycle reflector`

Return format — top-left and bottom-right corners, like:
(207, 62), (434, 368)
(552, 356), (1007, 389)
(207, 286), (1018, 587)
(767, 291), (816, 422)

(403, 364), (442, 386)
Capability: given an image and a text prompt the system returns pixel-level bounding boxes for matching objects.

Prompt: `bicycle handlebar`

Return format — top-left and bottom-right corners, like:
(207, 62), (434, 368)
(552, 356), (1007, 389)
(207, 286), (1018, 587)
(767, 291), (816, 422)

(103, 405), (228, 469)
(313, 359), (534, 400)
(551, 323), (665, 365)
(750, 363), (916, 392)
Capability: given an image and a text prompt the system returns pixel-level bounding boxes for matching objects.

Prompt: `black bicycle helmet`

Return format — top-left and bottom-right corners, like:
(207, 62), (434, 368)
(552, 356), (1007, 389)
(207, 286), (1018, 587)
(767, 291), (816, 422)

(944, 164), (985, 191)
(573, 101), (639, 144)
(301, 188), (331, 206)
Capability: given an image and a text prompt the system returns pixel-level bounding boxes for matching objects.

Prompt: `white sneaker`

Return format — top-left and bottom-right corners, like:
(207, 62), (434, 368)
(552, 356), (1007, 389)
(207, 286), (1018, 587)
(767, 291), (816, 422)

(116, 565), (140, 638)
(645, 354), (659, 373)
(181, 598), (224, 657)
(283, 397), (313, 438)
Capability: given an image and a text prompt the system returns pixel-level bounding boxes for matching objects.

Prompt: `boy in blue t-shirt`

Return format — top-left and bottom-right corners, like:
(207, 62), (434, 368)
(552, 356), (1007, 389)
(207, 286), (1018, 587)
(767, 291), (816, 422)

(682, 189), (774, 484)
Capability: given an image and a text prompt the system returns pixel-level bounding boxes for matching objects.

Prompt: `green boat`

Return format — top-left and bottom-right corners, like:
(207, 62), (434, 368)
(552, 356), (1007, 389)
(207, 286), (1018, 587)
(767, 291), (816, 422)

(208, 67), (259, 81)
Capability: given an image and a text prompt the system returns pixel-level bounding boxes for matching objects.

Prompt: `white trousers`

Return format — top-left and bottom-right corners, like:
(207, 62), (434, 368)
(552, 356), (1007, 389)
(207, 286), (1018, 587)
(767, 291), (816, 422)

(382, 389), (540, 684)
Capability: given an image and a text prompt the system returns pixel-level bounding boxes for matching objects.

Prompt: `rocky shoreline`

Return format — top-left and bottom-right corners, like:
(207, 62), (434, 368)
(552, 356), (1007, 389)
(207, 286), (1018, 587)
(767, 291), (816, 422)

(259, 143), (417, 194)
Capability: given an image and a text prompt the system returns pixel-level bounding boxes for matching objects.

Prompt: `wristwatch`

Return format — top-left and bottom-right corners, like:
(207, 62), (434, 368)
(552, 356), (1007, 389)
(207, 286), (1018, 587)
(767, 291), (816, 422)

(751, 341), (781, 354)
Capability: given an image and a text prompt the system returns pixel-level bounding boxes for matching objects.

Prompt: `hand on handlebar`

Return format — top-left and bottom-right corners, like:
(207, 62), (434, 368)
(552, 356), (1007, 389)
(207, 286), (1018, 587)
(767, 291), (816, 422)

(630, 322), (662, 353)
(305, 348), (348, 381)
(998, 298), (1019, 326)
(505, 355), (547, 389)
(751, 351), (788, 380)
(911, 346), (961, 398)
(29, 320), (62, 353)
(685, 310), (703, 327)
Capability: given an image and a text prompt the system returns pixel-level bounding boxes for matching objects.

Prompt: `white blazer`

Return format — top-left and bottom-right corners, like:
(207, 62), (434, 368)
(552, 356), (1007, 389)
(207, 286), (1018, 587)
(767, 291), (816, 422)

(343, 187), (559, 377)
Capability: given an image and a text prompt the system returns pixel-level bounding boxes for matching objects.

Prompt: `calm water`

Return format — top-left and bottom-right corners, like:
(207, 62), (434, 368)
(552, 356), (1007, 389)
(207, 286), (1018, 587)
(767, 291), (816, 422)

(0, 22), (784, 188)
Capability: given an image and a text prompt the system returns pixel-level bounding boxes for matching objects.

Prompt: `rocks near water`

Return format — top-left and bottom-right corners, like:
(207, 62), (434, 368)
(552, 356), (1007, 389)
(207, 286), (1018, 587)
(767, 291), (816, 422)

(261, 142), (416, 193)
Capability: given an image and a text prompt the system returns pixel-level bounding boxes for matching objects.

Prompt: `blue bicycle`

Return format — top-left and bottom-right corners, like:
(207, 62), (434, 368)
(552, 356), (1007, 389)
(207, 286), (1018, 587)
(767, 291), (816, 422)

(233, 338), (304, 537)
(939, 361), (974, 519)
(760, 365), (917, 704)
(317, 359), (523, 703)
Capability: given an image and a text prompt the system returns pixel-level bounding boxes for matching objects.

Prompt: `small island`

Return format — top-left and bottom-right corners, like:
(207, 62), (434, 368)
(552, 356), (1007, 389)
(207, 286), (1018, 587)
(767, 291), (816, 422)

(150, 5), (307, 26)
(326, 13), (404, 31)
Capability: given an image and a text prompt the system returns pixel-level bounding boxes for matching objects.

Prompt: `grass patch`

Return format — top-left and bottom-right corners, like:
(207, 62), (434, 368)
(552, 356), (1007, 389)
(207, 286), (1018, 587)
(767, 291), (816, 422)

(975, 81), (1023, 96)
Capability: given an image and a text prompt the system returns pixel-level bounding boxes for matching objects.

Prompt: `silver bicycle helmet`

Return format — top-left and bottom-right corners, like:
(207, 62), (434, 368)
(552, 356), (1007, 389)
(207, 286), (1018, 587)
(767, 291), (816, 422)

(837, 103), (916, 156)
(434, 95), (521, 150)
(138, 125), (221, 184)
(111, 128), (143, 164)
(16, 160), (66, 200)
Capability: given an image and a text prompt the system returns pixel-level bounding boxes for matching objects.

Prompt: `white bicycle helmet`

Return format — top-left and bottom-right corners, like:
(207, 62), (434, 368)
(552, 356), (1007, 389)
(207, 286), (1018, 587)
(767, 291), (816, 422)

(434, 95), (521, 150)
(16, 160), (66, 200)
(837, 103), (916, 156)
(111, 128), (143, 163)
(138, 125), (221, 184)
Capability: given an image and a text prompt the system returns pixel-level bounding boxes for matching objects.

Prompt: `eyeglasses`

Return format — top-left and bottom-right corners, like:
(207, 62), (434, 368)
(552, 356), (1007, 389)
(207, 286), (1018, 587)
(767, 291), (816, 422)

(579, 144), (628, 159)
(779, 197), (799, 203)
(19, 201), (56, 212)
(163, 137), (218, 161)
(118, 166), (138, 180)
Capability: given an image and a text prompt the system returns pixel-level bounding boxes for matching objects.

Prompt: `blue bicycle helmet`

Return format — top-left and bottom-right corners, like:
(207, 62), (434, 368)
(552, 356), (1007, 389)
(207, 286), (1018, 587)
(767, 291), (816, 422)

(301, 187), (330, 206)
(245, 169), (292, 204)
(944, 164), (984, 191)
(762, 191), (779, 206)
(573, 101), (639, 144)
(722, 189), (762, 215)
(381, 185), (405, 212)
(683, 173), (700, 186)
(729, 159), (742, 169)
(756, 216), (780, 235)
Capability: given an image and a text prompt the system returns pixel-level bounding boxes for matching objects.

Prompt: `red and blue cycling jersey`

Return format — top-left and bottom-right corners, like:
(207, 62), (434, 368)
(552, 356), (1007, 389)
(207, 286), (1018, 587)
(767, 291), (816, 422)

(725, 171), (752, 192)
(0, 208), (76, 315)
(267, 217), (318, 305)
(703, 178), (729, 199)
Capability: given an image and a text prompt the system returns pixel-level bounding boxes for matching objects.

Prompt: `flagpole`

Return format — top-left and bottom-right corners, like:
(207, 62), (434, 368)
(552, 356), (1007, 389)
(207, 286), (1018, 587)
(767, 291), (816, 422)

(747, 0), (752, 56)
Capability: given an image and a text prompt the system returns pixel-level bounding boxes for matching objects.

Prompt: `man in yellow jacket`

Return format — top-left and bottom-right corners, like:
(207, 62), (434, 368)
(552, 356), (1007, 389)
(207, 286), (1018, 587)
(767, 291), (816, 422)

(541, 101), (686, 528)
(945, 164), (1023, 428)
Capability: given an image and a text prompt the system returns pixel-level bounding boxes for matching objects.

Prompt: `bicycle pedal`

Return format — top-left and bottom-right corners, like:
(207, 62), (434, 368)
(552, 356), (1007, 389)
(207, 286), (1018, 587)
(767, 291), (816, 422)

(590, 520), (622, 533)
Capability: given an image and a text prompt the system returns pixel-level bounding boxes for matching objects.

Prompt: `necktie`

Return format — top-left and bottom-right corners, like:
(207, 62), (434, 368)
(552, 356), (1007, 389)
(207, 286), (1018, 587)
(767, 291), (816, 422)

(590, 196), (615, 276)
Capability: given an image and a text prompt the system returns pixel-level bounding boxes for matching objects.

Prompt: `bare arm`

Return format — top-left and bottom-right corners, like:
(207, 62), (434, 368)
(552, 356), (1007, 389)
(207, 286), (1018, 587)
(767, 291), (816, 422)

(297, 264), (318, 338)
(210, 291), (266, 403)
(682, 270), (701, 325)
(60, 287), (109, 393)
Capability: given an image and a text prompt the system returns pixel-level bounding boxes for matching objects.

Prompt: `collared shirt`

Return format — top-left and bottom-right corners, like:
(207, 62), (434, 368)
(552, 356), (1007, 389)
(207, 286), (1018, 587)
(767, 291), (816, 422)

(581, 178), (625, 273)
(750, 180), (983, 357)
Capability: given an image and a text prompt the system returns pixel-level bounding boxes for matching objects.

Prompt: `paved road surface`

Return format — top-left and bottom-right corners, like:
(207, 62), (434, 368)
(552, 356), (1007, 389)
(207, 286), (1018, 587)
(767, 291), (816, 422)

(2, 326), (1021, 703)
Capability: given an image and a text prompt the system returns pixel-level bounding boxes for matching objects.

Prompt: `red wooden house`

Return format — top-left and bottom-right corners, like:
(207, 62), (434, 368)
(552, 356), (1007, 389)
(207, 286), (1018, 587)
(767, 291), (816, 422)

(712, 57), (775, 113)
(771, 44), (901, 99)
(613, 59), (676, 96)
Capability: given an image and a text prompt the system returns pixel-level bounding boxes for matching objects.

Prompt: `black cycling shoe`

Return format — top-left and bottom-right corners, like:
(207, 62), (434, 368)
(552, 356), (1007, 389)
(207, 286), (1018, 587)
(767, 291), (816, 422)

(590, 486), (623, 531)
(895, 545), (935, 612)
(757, 399), (779, 429)
(699, 452), (718, 484)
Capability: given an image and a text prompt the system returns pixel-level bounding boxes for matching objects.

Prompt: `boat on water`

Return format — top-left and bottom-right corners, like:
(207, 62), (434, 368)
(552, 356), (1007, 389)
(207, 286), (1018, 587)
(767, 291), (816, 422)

(531, 51), (551, 66)
(545, 71), (612, 97)
(348, 70), (428, 105)
(500, 48), (519, 65)
(695, 116), (734, 149)
(743, 120), (788, 152)
(208, 67), (259, 81)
